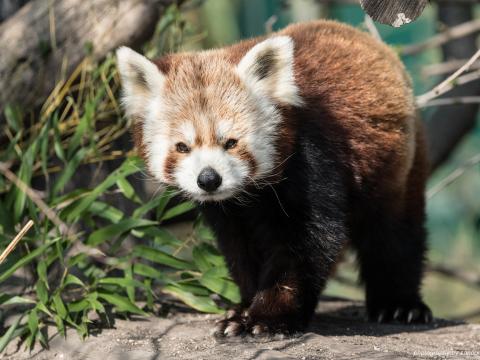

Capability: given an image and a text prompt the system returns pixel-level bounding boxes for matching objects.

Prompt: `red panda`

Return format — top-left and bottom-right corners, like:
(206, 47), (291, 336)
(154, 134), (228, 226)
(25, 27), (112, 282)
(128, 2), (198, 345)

(116, 20), (432, 337)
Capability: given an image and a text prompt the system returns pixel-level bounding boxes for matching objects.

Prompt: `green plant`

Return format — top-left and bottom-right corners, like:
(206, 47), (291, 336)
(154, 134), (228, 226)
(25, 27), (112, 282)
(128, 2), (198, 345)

(0, 3), (238, 352)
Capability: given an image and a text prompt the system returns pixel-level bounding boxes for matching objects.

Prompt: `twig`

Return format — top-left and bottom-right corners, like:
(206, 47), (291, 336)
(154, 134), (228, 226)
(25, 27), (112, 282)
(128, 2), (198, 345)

(427, 153), (480, 199)
(419, 96), (480, 108)
(422, 59), (480, 77)
(402, 19), (480, 56)
(416, 49), (480, 107)
(0, 220), (34, 264)
(364, 14), (381, 41)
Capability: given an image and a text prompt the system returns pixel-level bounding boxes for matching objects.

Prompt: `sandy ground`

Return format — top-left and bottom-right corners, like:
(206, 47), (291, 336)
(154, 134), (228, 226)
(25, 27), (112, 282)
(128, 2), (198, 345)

(3, 298), (480, 360)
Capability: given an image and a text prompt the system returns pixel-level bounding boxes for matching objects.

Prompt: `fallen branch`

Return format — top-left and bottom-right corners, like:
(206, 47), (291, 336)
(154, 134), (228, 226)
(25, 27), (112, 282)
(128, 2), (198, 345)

(0, 220), (34, 264)
(402, 18), (480, 56)
(427, 153), (480, 199)
(416, 49), (480, 107)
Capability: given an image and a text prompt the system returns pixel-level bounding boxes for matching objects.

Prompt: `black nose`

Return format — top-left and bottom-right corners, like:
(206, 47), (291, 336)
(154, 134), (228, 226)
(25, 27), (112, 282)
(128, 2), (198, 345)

(197, 167), (222, 192)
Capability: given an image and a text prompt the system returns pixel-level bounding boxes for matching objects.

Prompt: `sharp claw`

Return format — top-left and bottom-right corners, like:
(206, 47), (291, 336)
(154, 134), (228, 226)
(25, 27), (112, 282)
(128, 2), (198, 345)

(225, 309), (237, 320)
(251, 324), (264, 336)
(224, 321), (242, 337)
(377, 310), (386, 323)
(424, 310), (433, 324)
(407, 309), (420, 323)
(407, 311), (413, 323)
(393, 308), (402, 320)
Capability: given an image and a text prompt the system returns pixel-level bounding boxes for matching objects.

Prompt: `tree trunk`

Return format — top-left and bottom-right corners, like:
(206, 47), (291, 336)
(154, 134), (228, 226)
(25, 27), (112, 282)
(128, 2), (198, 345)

(0, 0), (172, 117)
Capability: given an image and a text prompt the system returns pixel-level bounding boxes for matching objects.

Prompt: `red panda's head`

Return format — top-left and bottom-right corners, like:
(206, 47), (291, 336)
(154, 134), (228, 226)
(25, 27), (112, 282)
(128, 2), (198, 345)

(116, 36), (302, 202)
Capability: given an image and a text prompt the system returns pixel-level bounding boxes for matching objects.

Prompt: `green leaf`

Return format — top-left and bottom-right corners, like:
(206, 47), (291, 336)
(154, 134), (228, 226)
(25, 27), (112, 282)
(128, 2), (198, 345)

(0, 239), (59, 284)
(0, 295), (36, 306)
(192, 246), (212, 272)
(10, 140), (37, 222)
(144, 279), (154, 310)
(68, 299), (90, 313)
(97, 292), (147, 316)
(131, 227), (181, 247)
(133, 263), (166, 280)
(88, 201), (124, 223)
(161, 201), (196, 222)
(199, 269), (240, 303)
(36, 261), (49, 289)
(0, 316), (23, 353)
(98, 277), (145, 289)
(66, 157), (143, 222)
(52, 148), (88, 196)
(195, 220), (216, 242)
(36, 302), (53, 317)
(116, 178), (141, 204)
(53, 315), (65, 338)
(27, 310), (39, 338)
(87, 218), (158, 246)
(125, 266), (135, 303)
(192, 243), (225, 269)
(133, 245), (195, 270)
(132, 190), (173, 219)
(36, 280), (49, 304)
(52, 294), (68, 319)
(4, 105), (22, 132)
(63, 274), (85, 288)
(163, 284), (224, 314)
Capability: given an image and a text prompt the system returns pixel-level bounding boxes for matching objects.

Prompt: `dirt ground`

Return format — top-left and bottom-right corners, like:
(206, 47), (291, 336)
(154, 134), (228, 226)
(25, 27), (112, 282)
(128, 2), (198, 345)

(3, 297), (480, 360)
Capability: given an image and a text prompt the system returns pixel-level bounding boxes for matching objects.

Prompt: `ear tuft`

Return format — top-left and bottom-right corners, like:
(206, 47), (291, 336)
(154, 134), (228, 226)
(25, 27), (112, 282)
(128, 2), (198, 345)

(116, 46), (165, 118)
(236, 36), (302, 106)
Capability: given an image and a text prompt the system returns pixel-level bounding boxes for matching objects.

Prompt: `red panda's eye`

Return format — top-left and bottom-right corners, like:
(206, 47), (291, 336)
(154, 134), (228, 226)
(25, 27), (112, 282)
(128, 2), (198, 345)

(224, 138), (238, 150)
(176, 142), (190, 153)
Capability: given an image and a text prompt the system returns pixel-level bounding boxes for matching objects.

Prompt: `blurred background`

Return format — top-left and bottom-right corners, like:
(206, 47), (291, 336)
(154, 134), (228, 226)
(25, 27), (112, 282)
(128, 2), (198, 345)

(1, 0), (480, 351)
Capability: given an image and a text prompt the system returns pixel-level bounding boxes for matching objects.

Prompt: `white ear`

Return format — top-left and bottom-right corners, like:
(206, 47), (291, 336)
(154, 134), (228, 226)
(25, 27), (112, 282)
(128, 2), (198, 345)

(236, 36), (302, 106)
(116, 46), (165, 119)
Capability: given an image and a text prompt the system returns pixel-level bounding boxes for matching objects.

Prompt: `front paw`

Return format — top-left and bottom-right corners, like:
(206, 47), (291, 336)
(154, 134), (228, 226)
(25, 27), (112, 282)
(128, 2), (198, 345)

(214, 309), (299, 337)
(213, 307), (246, 337)
(367, 300), (433, 324)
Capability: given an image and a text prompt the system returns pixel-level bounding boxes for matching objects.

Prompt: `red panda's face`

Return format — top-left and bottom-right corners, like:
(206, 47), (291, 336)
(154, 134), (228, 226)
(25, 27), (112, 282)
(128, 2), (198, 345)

(117, 36), (302, 202)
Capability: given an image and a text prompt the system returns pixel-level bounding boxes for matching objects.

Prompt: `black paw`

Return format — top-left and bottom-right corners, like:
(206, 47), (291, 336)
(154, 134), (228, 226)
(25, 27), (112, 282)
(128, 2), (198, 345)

(367, 300), (433, 324)
(213, 309), (297, 338)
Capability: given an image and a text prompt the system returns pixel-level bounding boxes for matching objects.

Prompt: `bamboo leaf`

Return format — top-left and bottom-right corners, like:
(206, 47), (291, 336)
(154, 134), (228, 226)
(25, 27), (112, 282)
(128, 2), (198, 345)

(52, 294), (68, 319)
(161, 201), (196, 222)
(133, 245), (195, 270)
(66, 157), (143, 222)
(87, 218), (157, 246)
(97, 292), (147, 316)
(0, 316), (23, 353)
(199, 269), (240, 303)
(163, 284), (223, 314)
(0, 239), (59, 284)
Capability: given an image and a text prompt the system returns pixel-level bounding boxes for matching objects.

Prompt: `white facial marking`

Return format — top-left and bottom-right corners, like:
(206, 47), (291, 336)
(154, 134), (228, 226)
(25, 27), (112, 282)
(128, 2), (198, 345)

(175, 147), (249, 202)
(177, 122), (197, 145)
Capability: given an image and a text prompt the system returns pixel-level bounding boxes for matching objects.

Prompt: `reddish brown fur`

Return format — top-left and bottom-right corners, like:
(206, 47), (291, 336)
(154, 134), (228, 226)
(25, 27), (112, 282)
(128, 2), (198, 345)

(130, 20), (431, 334)
(144, 20), (421, 204)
